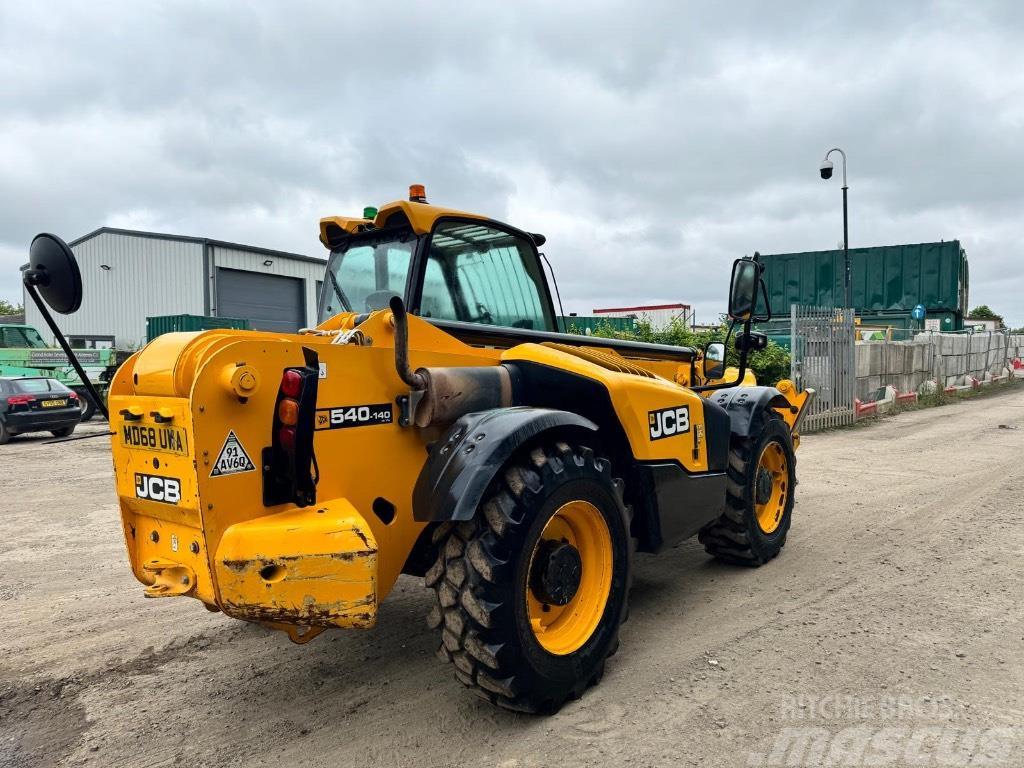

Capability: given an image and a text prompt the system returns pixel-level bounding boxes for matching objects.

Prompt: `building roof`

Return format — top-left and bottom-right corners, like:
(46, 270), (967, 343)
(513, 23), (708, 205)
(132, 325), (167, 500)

(592, 303), (691, 314)
(68, 227), (327, 265)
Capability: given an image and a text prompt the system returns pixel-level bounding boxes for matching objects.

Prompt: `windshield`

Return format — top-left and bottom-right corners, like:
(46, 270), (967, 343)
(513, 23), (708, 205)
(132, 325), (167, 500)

(319, 229), (418, 322)
(0, 326), (48, 348)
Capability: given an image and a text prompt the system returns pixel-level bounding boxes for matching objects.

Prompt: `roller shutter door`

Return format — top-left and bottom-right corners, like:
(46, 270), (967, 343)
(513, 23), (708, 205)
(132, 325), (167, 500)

(216, 268), (305, 333)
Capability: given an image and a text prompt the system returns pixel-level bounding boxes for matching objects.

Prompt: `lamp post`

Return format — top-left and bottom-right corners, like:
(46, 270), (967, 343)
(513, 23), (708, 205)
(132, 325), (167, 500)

(819, 148), (851, 309)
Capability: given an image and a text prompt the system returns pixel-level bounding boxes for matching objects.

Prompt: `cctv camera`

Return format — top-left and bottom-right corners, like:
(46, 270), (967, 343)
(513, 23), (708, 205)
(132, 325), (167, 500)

(819, 159), (834, 180)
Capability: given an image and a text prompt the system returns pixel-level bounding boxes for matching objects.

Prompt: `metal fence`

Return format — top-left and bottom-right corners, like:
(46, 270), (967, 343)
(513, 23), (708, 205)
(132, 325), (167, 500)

(790, 305), (856, 431)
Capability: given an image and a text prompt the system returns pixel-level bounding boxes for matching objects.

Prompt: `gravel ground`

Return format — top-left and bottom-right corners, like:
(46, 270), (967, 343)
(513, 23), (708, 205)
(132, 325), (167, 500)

(2, 387), (1023, 768)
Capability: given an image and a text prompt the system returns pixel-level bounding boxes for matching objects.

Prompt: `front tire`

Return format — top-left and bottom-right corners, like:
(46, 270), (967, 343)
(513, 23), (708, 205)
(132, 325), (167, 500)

(426, 441), (632, 713)
(699, 412), (796, 565)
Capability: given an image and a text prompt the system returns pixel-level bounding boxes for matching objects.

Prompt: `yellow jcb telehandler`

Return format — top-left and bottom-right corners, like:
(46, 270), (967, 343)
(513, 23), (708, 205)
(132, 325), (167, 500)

(22, 185), (811, 713)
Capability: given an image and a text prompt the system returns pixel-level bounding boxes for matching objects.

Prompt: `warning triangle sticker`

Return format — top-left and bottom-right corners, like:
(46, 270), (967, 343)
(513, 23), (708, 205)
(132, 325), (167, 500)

(210, 430), (256, 477)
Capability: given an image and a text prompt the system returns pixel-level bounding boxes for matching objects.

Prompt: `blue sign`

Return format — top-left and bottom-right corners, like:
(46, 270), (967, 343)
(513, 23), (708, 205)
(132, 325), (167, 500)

(911, 304), (926, 321)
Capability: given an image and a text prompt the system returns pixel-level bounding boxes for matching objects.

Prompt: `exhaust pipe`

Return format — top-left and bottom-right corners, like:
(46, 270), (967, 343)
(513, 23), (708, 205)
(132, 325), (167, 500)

(389, 296), (515, 428)
(389, 296), (427, 391)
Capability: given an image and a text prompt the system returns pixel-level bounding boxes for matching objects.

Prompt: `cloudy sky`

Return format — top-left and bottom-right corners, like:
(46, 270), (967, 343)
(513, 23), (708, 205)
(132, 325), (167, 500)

(2, 1), (1022, 326)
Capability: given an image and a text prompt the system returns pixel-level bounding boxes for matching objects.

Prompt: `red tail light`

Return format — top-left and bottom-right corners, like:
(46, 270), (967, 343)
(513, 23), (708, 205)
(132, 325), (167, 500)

(281, 370), (303, 398)
(68, 391), (79, 400)
(263, 348), (321, 508)
(6, 395), (33, 406)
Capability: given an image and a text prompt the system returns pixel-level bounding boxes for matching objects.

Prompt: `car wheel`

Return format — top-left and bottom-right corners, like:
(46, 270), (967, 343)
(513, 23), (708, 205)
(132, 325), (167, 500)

(78, 391), (97, 422)
(0, 420), (11, 445)
(51, 425), (76, 438)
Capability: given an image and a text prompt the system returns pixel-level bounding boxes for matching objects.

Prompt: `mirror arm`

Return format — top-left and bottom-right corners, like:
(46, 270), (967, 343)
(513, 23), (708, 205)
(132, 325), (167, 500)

(692, 317), (750, 393)
(23, 282), (110, 421)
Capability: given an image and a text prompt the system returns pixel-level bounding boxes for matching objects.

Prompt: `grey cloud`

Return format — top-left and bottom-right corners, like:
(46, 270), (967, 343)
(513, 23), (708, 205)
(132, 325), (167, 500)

(1, 1), (1022, 327)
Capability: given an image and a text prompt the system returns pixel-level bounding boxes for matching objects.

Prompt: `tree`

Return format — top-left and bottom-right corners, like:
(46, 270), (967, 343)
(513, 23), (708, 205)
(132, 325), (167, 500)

(0, 299), (24, 316)
(967, 305), (1003, 325)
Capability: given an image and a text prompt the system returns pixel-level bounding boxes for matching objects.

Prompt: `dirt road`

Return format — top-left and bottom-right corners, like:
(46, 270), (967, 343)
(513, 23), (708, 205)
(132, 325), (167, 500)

(3, 388), (1023, 768)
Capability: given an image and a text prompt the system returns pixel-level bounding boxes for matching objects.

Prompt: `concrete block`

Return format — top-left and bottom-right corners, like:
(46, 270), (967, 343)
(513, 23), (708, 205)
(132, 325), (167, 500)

(911, 344), (925, 372)
(867, 344), (884, 376)
(948, 354), (968, 377)
(940, 335), (967, 355)
(856, 346), (871, 378)
(885, 345), (904, 375)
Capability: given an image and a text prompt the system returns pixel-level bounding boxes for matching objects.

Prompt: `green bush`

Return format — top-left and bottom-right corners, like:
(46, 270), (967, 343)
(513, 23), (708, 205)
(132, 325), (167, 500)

(586, 316), (791, 386)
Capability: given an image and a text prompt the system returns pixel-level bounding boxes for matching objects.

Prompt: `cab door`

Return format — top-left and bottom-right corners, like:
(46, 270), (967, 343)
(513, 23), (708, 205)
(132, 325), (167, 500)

(411, 219), (557, 332)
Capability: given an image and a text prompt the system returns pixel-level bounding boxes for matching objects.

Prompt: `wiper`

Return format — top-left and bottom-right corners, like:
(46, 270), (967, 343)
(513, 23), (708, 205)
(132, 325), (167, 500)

(325, 263), (352, 313)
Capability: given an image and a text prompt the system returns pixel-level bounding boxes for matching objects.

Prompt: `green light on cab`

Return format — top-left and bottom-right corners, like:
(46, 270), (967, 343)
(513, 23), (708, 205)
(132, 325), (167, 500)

(363, 206), (378, 219)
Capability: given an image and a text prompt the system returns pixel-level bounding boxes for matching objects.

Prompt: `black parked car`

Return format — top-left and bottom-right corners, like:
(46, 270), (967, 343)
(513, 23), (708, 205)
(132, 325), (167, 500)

(0, 377), (82, 444)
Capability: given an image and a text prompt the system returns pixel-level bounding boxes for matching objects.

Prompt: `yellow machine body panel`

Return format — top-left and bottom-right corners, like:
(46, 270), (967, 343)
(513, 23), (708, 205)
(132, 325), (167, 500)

(214, 499), (378, 629)
(500, 343), (714, 471)
(110, 313), (500, 630)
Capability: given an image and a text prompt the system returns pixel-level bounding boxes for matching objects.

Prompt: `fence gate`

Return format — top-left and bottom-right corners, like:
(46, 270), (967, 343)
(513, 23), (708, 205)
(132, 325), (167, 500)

(790, 305), (856, 432)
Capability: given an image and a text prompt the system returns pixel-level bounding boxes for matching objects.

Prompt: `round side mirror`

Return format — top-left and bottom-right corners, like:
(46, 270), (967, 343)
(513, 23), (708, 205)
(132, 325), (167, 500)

(24, 233), (83, 314)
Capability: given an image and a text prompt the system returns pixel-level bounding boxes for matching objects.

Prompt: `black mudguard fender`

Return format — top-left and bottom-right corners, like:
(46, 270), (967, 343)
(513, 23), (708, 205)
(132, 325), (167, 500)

(412, 407), (597, 522)
(709, 385), (792, 439)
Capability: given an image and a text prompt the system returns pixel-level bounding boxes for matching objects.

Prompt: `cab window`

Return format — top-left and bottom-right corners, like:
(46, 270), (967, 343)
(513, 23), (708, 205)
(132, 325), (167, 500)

(420, 221), (553, 331)
(320, 230), (416, 319)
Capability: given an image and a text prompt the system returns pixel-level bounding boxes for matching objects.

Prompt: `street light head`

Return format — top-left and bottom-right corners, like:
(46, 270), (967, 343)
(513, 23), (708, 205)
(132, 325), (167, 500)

(819, 159), (834, 180)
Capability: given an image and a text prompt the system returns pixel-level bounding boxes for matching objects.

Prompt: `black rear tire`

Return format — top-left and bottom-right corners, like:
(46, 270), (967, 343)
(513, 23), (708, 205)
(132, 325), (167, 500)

(699, 413), (795, 566)
(0, 421), (10, 445)
(51, 425), (76, 438)
(426, 441), (632, 714)
(78, 392), (97, 422)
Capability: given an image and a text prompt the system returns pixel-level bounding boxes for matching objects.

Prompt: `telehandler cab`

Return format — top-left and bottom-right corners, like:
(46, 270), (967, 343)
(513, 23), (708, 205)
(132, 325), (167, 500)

(24, 186), (812, 713)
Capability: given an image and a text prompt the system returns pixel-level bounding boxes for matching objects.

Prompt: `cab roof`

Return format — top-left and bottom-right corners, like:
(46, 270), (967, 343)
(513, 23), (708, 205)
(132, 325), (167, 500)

(319, 199), (489, 249)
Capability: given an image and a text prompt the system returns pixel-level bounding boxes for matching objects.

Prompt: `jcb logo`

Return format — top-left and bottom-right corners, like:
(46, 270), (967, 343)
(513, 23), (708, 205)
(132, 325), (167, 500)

(134, 473), (181, 505)
(648, 406), (690, 440)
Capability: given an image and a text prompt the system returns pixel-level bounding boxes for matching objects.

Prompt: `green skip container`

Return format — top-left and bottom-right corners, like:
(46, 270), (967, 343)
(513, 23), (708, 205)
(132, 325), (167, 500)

(146, 314), (251, 342)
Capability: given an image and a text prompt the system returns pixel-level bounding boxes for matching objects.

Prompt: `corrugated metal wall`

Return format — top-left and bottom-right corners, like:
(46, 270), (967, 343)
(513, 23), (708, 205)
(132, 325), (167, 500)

(210, 246), (325, 328)
(24, 232), (205, 349)
(23, 231), (329, 349)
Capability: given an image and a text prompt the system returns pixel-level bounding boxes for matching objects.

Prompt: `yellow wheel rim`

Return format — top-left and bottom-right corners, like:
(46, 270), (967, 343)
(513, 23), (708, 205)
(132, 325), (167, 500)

(526, 500), (613, 656)
(754, 441), (788, 534)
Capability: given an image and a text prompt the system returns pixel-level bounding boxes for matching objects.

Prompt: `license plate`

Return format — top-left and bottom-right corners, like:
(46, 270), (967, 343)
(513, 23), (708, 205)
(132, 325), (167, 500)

(41, 399), (68, 408)
(120, 424), (189, 456)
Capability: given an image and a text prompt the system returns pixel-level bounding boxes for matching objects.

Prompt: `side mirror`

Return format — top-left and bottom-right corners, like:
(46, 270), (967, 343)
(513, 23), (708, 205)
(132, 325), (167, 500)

(702, 341), (725, 381)
(20, 232), (110, 424)
(728, 258), (759, 322)
(23, 233), (83, 314)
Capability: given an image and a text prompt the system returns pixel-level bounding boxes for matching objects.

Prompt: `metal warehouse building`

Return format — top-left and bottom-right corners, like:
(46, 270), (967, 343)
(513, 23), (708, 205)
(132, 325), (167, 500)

(24, 227), (326, 349)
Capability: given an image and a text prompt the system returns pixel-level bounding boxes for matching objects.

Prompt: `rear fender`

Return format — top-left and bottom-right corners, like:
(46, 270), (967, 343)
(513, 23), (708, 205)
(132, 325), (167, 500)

(709, 385), (792, 439)
(412, 407), (597, 522)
